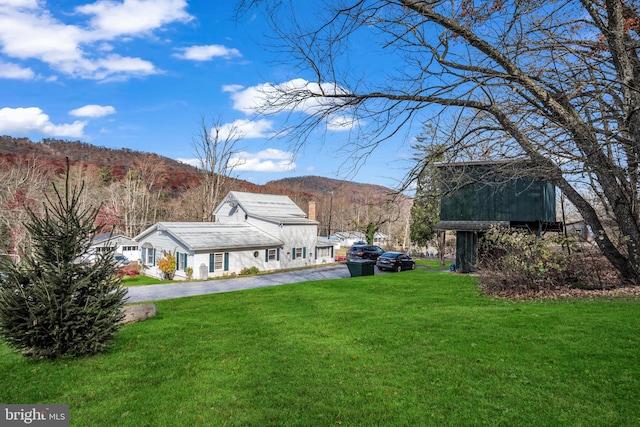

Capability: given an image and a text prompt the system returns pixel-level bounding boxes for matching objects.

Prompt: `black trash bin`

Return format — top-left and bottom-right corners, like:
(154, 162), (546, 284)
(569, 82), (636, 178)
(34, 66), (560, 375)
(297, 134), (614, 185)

(346, 260), (375, 277)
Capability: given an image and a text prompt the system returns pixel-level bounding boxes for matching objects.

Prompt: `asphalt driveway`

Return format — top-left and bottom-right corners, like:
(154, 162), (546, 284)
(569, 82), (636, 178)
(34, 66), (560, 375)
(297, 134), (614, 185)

(125, 264), (352, 303)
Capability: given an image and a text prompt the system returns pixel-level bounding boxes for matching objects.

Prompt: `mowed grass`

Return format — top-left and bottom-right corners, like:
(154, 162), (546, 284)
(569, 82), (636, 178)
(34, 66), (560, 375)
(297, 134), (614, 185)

(1, 271), (639, 426)
(121, 275), (174, 286)
(415, 258), (449, 269)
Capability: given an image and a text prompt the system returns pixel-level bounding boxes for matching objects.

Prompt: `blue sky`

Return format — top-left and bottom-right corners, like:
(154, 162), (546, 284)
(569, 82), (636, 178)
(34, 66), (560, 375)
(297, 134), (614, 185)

(0, 0), (415, 188)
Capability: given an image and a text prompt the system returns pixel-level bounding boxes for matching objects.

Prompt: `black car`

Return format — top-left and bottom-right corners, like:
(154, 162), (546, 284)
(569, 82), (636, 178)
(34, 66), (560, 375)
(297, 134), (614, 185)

(346, 245), (385, 261)
(376, 252), (416, 272)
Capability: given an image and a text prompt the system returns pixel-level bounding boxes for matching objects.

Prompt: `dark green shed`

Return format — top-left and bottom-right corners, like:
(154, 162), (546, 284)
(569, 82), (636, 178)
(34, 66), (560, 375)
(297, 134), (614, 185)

(434, 160), (562, 273)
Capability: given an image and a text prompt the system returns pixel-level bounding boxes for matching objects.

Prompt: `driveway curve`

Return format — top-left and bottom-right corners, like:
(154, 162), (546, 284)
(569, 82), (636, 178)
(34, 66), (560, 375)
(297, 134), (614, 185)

(125, 264), (351, 303)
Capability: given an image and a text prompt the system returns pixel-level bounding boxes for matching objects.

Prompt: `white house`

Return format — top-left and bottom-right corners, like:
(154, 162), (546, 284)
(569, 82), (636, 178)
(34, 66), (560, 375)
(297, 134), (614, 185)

(134, 191), (335, 279)
(333, 231), (389, 247)
(89, 232), (139, 262)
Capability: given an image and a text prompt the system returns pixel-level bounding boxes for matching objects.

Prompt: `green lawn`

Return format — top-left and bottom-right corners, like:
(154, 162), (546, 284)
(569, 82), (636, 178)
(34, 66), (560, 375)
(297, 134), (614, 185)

(121, 275), (174, 286)
(415, 258), (449, 269)
(1, 271), (639, 426)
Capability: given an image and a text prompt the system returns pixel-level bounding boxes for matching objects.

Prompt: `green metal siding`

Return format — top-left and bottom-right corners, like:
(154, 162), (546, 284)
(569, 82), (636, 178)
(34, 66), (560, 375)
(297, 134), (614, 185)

(440, 171), (556, 223)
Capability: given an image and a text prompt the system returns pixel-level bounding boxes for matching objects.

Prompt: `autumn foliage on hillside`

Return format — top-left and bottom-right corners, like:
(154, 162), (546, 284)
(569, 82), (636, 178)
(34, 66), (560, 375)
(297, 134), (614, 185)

(0, 136), (412, 257)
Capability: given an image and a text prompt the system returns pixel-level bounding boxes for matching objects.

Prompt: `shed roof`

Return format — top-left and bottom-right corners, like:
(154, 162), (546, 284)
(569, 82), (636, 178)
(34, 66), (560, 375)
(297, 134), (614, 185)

(135, 222), (284, 251)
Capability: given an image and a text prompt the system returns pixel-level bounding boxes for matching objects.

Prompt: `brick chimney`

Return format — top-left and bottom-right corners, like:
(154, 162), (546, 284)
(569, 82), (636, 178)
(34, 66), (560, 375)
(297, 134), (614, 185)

(308, 200), (316, 221)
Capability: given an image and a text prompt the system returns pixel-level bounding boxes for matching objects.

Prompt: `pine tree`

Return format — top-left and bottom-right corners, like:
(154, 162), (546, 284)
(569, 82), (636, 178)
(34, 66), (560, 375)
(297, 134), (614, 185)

(410, 142), (445, 247)
(0, 164), (127, 359)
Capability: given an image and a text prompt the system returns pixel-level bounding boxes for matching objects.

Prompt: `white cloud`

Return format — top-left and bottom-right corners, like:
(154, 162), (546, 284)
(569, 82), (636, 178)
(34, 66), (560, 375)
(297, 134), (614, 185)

(0, 0), (192, 80)
(75, 0), (193, 39)
(227, 78), (350, 116)
(69, 104), (116, 118)
(174, 44), (241, 61)
(0, 0), (38, 8)
(0, 107), (86, 137)
(0, 61), (34, 79)
(177, 148), (296, 173)
(229, 148), (296, 172)
(326, 115), (360, 131)
(222, 84), (243, 93)
(219, 118), (275, 140)
(175, 157), (200, 167)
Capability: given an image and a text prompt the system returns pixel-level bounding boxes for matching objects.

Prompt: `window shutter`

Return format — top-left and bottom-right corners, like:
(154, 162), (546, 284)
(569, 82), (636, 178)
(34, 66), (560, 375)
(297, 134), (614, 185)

(152, 249), (156, 266)
(277, 248), (280, 261)
(265, 250), (269, 262)
(209, 253), (215, 272)
(315, 247), (318, 260)
(331, 246), (334, 257)
(303, 247), (307, 258)
(292, 248), (296, 260)
(224, 252), (229, 271)
(175, 251), (179, 270)
(183, 253), (187, 269)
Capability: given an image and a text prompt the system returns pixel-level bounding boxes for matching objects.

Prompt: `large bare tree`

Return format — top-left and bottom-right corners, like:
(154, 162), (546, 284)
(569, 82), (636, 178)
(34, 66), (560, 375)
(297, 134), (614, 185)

(183, 116), (242, 222)
(0, 156), (48, 258)
(238, 0), (640, 284)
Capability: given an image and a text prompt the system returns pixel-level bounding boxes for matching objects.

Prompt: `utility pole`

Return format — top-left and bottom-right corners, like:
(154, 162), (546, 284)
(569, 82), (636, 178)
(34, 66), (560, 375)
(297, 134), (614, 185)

(327, 191), (334, 238)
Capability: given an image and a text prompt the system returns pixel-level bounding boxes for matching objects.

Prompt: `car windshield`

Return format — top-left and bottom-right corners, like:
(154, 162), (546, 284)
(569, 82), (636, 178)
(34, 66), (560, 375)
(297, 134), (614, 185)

(381, 253), (397, 259)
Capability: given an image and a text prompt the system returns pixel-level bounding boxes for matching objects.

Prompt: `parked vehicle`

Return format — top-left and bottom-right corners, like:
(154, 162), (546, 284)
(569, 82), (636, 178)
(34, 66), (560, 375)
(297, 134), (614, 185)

(346, 245), (385, 261)
(114, 254), (131, 267)
(376, 252), (416, 272)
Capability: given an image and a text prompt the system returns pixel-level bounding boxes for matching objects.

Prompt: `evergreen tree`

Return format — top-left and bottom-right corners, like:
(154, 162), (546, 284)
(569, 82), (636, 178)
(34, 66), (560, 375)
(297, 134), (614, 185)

(0, 165), (127, 359)
(410, 143), (445, 247)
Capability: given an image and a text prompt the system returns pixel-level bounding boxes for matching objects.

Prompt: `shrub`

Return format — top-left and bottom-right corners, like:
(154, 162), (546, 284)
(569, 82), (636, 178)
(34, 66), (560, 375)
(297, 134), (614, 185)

(239, 266), (260, 276)
(0, 170), (127, 359)
(477, 227), (620, 296)
(157, 252), (176, 280)
(185, 267), (193, 280)
(118, 262), (142, 278)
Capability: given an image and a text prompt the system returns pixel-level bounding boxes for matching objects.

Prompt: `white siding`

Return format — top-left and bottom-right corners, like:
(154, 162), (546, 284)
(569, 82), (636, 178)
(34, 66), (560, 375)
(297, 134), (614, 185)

(215, 201), (244, 223)
(187, 248), (283, 279)
(137, 229), (191, 279)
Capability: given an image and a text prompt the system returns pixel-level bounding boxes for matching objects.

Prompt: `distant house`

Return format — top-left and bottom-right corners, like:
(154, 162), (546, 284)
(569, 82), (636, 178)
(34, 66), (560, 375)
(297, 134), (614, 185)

(134, 191), (335, 279)
(333, 231), (388, 247)
(89, 232), (139, 262)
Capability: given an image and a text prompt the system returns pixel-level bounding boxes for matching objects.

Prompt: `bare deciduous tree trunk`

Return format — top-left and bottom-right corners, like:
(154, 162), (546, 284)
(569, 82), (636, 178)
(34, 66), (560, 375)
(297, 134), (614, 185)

(190, 116), (242, 222)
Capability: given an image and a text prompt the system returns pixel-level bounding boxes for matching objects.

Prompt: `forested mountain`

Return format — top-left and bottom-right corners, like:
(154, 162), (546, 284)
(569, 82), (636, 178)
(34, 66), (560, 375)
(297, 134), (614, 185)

(0, 137), (412, 252)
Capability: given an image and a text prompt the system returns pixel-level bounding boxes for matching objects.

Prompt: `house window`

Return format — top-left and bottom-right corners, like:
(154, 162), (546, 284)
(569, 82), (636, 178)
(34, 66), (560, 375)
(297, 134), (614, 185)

(209, 252), (229, 272)
(316, 247), (331, 258)
(123, 246), (138, 251)
(292, 247), (305, 259)
(214, 253), (224, 271)
(266, 248), (280, 261)
(142, 246), (156, 266)
(176, 252), (187, 271)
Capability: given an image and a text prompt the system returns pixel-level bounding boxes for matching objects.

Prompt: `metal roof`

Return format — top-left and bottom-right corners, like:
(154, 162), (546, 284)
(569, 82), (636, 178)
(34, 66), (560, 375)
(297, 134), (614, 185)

(219, 191), (319, 225)
(316, 236), (334, 247)
(91, 232), (136, 246)
(137, 222), (284, 251)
